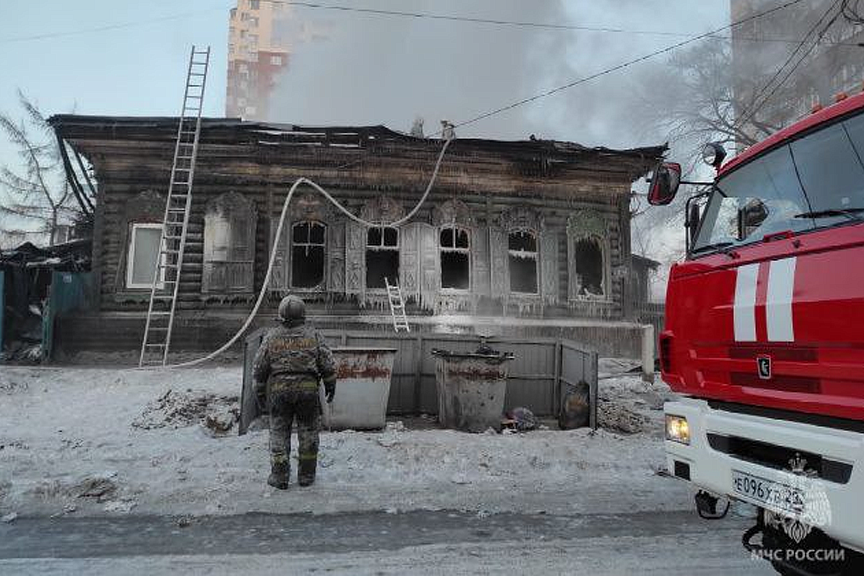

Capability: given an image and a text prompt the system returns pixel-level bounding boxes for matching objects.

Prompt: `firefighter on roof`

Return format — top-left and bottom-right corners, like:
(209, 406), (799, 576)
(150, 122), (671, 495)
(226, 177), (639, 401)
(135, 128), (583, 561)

(252, 295), (336, 489)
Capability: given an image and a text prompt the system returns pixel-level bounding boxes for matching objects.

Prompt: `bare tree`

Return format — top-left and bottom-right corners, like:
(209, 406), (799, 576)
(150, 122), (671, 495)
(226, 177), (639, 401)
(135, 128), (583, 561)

(0, 91), (83, 244)
(625, 2), (852, 275)
(631, 40), (787, 161)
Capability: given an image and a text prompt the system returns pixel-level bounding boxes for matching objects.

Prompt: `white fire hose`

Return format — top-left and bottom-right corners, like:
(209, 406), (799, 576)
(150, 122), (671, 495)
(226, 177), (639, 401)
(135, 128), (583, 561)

(158, 136), (453, 369)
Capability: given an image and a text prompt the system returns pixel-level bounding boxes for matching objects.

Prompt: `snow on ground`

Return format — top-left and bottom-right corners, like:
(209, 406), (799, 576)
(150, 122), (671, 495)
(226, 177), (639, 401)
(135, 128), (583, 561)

(0, 363), (692, 519)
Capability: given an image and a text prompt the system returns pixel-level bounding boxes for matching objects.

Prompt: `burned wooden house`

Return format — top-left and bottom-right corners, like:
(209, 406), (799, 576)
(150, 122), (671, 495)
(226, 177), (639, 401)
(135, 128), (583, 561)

(48, 115), (664, 356)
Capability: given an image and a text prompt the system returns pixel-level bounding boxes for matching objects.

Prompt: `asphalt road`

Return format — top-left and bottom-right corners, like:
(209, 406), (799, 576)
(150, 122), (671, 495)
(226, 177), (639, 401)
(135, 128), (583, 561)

(0, 508), (777, 575)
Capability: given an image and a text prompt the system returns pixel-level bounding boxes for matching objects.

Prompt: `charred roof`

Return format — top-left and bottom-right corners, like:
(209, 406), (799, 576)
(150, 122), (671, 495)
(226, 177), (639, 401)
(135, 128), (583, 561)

(49, 114), (666, 169)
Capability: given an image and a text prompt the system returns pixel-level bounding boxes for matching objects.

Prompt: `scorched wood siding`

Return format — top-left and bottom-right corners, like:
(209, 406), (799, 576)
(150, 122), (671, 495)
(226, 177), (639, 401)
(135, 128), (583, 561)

(50, 116), (663, 320)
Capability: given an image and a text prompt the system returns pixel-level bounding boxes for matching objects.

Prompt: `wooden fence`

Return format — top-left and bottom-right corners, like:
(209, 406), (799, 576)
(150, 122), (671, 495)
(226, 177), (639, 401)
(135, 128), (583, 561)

(243, 330), (598, 424)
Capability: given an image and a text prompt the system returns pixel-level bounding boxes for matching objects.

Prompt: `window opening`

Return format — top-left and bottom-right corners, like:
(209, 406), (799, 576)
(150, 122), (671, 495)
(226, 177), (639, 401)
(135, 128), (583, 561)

(366, 225), (399, 289)
(440, 226), (470, 290)
(573, 238), (604, 297)
(291, 221), (326, 288)
(508, 229), (538, 294)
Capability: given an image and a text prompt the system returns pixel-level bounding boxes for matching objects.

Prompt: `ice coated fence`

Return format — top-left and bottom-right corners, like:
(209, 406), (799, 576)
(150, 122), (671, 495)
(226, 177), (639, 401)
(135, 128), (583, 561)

(241, 329), (598, 432)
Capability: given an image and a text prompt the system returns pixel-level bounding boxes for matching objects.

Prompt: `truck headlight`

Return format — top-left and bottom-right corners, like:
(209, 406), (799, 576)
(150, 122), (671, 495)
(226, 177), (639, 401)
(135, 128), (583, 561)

(666, 415), (690, 445)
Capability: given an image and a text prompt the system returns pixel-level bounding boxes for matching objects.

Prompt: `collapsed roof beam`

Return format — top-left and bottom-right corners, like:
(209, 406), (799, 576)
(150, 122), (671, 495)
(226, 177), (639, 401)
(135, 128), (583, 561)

(71, 146), (97, 210)
(54, 131), (93, 216)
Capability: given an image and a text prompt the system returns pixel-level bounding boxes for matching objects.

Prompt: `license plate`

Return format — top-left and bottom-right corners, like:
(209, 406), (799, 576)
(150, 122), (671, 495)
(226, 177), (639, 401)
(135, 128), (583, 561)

(732, 470), (806, 515)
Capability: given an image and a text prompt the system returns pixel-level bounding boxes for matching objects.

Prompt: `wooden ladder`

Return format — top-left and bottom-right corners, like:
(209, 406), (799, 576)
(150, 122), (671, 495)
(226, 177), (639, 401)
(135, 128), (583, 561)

(385, 277), (410, 333)
(139, 46), (210, 367)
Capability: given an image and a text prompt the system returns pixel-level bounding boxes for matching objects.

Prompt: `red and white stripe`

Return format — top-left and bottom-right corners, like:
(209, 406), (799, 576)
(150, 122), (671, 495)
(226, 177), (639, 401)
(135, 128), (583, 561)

(733, 257), (796, 343)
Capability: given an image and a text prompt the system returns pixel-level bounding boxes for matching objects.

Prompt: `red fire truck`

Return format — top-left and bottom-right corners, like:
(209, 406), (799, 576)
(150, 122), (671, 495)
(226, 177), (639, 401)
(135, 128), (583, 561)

(649, 90), (864, 575)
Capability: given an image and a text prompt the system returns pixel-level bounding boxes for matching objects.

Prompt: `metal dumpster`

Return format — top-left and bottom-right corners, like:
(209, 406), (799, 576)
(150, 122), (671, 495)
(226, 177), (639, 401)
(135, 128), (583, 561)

(240, 330), (397, 434)
(431, 345), (514, 433)
(322, 347), (397, 430)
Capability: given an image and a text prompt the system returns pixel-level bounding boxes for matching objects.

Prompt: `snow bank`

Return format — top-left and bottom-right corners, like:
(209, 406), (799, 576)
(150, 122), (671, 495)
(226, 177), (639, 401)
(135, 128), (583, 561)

(0, 366), (690, 518)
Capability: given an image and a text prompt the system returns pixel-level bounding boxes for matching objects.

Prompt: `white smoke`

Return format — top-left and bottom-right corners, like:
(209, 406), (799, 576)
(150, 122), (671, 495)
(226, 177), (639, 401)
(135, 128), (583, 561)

(268, 0), (729, 146)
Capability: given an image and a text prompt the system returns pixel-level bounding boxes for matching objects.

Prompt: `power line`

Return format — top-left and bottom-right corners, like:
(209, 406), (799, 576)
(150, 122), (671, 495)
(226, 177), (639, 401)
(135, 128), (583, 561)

(841, 0), (864, 24)
(444, 0), (810, 135)
(270, 0), (864, 48)
(735, 0), (843, 132)
(271, 0), (712, 36)
(2, 0), (860, 49)
(0, 7), (229, 45)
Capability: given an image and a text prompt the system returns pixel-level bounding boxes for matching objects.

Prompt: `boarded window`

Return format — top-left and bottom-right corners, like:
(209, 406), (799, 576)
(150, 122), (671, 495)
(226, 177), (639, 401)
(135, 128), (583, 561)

(126, 223), (164, 289)
(292, 221), (326, 288)
(440, 226), (470, 290)
(366, 226), (399, 289)
(508, 230), (538, 294)
(203, 193), (256, 293)
(573, 238), (604, 297)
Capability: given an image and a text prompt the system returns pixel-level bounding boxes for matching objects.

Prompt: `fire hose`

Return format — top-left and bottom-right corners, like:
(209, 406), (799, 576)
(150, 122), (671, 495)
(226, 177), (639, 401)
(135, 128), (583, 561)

(158, 136), (453, 369)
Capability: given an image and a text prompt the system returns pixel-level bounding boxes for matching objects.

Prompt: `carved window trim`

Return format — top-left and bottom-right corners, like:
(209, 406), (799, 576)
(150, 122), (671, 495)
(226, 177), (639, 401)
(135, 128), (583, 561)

(498, 206), (544, 299)
(438, 224), (471, 292)
(507, 227), (540, 295)
(289, 220), (327, 291)
(432, 199), (474, 294)
(567, 210), (612, 303)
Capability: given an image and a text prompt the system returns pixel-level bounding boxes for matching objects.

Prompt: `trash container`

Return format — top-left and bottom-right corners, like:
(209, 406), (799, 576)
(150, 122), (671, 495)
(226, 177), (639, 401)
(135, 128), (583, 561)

(431, 344), (515, 433)
(239, 329), (396, 434)
(322, 347), (397, 430)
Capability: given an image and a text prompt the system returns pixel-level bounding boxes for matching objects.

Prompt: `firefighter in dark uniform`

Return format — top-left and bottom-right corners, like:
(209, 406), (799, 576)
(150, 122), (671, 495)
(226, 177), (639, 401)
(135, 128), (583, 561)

(252, 295), (336, 489)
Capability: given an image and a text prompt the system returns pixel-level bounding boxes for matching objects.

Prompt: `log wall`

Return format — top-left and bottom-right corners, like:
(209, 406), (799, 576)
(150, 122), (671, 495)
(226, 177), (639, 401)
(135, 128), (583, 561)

(54, 118), (662, 322)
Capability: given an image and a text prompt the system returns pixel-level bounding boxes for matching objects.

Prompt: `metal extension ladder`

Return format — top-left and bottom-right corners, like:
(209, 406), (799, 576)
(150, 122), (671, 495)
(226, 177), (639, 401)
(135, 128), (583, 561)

(139, 46), (211, 367)
(384, 277), (410, 333)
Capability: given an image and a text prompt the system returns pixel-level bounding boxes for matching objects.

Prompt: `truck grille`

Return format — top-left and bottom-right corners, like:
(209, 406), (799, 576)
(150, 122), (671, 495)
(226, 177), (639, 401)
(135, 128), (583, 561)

(706, 433), (852, 484)
(728, 346), (818, 362)
(730, 372), (821, 393)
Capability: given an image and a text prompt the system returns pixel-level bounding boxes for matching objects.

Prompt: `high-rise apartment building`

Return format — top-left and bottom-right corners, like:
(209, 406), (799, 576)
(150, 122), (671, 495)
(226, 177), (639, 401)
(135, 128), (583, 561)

(730, 0), (864, 141)
(227, 0), (290, 120)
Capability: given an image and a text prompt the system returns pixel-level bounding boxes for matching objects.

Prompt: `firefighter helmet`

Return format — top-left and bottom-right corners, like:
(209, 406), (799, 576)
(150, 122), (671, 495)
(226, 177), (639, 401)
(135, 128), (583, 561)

(278, 295), (306, 322)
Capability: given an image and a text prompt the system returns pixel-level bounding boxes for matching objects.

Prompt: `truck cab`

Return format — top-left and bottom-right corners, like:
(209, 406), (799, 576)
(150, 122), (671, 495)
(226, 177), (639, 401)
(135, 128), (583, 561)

(655, 91), (864, 575)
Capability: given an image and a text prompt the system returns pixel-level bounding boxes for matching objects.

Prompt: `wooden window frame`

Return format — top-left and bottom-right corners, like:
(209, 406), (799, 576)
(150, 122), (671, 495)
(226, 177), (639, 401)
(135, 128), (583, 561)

(365, 225), (400, 291)
(438, 224), (471, 292)
(507, 227), (540, 296)
(202, 198), (256, 295)
(290, 220), (327, 290)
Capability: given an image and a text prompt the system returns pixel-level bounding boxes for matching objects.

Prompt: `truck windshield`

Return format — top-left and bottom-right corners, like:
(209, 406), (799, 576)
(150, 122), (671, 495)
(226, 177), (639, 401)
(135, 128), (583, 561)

(692, 111), (864, 254)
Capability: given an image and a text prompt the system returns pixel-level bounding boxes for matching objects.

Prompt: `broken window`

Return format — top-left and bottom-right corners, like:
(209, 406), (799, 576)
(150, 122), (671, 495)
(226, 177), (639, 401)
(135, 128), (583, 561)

(508, 229), (538, 294)
(366, 226), (399, 289)
(572, 237), (605, 297)
(439, 226), (470, 290)
(126, 223), (164, 289)
(291, 221), (326, 288)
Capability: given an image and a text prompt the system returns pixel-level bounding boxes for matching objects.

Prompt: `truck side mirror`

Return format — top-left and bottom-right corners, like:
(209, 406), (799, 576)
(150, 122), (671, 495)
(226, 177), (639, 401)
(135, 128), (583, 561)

(738, 198), (769, 240)
(648, 162), (681, 206)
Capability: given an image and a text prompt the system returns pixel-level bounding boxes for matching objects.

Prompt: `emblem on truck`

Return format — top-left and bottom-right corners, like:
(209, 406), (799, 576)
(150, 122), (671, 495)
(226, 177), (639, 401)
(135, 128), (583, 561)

(767, 453), (831, 544)
(756, 355), (772, 380)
